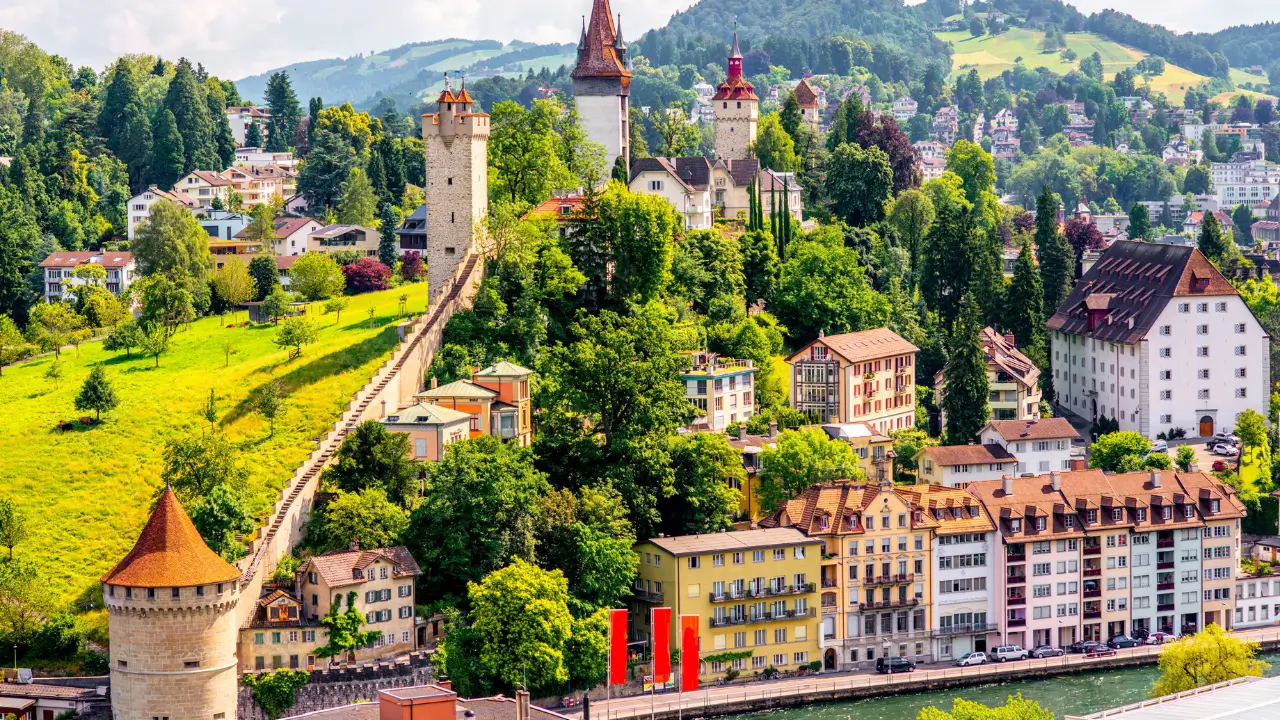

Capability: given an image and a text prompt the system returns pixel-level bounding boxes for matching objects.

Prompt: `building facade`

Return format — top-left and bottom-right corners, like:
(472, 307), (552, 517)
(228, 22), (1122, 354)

(712, 29), (758, 160)
(39, 251), (136, 303)
(936, 327), (1041, 432)
(786, 328), (919, 434)
(977, 418), (1079, 476)
(682, 352), (757, 432)
(572, 0), (631, 172)
(296, 546), (422, 661)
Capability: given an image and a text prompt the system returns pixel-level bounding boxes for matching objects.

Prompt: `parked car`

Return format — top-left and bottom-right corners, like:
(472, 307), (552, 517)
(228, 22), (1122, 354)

(1213, 460), (1227, 472)
(1213, 431), (1234, 444)
(875, 657), (916, 674)
(955, 651), (987, 666)
(1068, 640), (1103, 654)
(1086, 646), (1118, 658)
(1107, 635), (1141, 649)
(1145, 632), (1177, 645)
(1150, 440), (1168, 453)
(991, 645), (1029, 662)
(1213, 444), (1239, 457)
(1032, 645), (1064, 658)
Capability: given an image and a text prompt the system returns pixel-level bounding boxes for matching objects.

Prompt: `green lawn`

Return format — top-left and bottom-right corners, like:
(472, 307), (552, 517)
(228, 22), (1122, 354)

(0, 284), (430, 604)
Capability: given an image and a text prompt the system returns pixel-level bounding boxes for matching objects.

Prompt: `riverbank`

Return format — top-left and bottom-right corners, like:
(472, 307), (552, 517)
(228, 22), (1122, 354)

(573, 627), (1280, 720)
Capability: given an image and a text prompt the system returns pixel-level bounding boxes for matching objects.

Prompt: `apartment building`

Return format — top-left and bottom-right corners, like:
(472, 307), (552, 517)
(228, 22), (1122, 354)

(238, 586), (322, 671)
(897, 483), (997, 662)
(892, 97), (918, 122)
(296, 546), (421, 662)
(915, 444), (1018, 489)
(39, 251), (137, 303)
(937, 328), (1041, 432)
(682, 352), (757, 432)
(821, 423), (896, 485)
(308, 224), (380, 256)
(413, 362), (535, 447)
(787, 328), (919, 434)
(1234, 575), (1280, 629)
(176, 170), (235, 208)
(1055, 472), (1134, 641)
(1211, 157), (1280, 207)
(761, 482), (932, 671)
(126, 185), (199, 240)
(630, 529), (822, 681)
(1048, 241), (1269, 439)
(233, 217), (323, 256)
(977, 418), (1079, 476)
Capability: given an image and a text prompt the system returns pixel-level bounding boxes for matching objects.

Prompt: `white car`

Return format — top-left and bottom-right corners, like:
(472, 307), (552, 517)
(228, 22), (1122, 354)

(1150, 440), (1168, 453)
(1213, 444), (1239, 457)
(955, 651), (987, 666)
(991, 645), (1029, 662)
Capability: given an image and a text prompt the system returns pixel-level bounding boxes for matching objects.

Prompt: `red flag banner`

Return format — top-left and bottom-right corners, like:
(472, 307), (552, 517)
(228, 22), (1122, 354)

(680, 614), (700, 691)
(609, 609), (628, 685)
(652, 608), (672, 683)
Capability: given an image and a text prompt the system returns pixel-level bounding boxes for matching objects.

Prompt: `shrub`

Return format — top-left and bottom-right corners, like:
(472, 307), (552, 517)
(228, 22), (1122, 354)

(401, 252), (425, 282)
(341, 258), (392, 294)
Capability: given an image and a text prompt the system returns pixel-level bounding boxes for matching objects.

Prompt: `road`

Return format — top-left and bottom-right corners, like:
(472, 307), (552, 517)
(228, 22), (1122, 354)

(565, 626), (1280, 720)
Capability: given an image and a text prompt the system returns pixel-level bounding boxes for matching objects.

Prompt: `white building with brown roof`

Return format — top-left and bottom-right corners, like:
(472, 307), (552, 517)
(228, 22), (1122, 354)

(126, 185), (199, 240)
(297, 545), (422, 662)
(1048, 241), (1269, 440)
(978, 418), (1080, 475)
(233, 216), (323, 256)
(915, 443), (1018, 489)
(176, 170), (235, 208)
(39, 251), (136, 303)
(786, 328), (919, 434)
(936, 327), (1042, 434)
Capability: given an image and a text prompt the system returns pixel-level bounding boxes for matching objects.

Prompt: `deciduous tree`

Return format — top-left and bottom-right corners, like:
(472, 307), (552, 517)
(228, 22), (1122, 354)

(189, 484), (254, 561)
(161, 433), (249, 503)
(0, 499), (28, 560)
(759, 428), (862, 512)
(211, 257), (255, 318)
(241, 669), (310, 720)
(827, 142), (892, 227)
(321, 420), (420, 504)
(274, 316), (320, 359)
(662, 433), (744, 535)
(288, 253), (345, 301)
(917, 694), (1053, 720)
(770, 233), (891, 343)
(886, 189), (935, 290)
(1128, 202), (1152, 241)
(254, 378), (284, 437)
(1151, 625), (1269, 697)
(467, 559), (574, 694)
(313, 487), (410, 553)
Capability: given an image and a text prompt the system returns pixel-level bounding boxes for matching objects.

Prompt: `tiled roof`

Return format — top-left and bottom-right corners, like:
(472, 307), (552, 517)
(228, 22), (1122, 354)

(382, 402), (472, 426)
(645, 528), (817, 556)
(631, 156), (711, 192)
(475, 361), (534, 377)
(917, 443), (1016, 467)
(786, 327), (919, 364)
(793, 79), (818, 108)
(101, 489), (242, 588)
(571, 0), (630, 81)
(39, 251), (134, 269)
(760, 483), (876, 536)
(418, 379), (499, 400)
(896, 484), (995, 535)
(984, 418), (1079, 442)
(527, 195), (586, 221)
(304, 546), (422, 589)
(1047, 241), (1237, 344)
(964, 474), (1082, 540)
(187, 170), (233, 186)
(0, 683), (97, 699)
(712, 74), (758, 102)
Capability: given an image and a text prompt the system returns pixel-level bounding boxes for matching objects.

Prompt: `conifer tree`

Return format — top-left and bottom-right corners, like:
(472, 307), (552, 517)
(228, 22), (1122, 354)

(376, 135), (406, 203)
(1004, 240), (1045, 364)
(1198, 211), (1230, 263)
(942, 300), (990, 445)
(100, 61), (141, 143)
(117, 103), (153, 193)
(779, 91), (803, 139)
(378, 203), (400, 268)
(148, 109), (186, 189)
(164, 59), (218, 172)
(307, 97), (324, 151)
(1035, 186), (1073, 317)
(245, 122), (263, 149)
(1128, 203), (1151, 241)
(75, 365), (119, 422)
(265, 72), (302, 153)
(205, 80), (237, 169)
(337, 167), (377, 227)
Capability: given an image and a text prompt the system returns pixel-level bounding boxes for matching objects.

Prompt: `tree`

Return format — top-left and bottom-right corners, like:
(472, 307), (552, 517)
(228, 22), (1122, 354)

(534, 485), (636, 612)
(467, 559), (574, 695)
(132, 200), (212, 295)
(1129, 203), (1152, 241)
(945, 140), (996, 207)
(1235, 409), (1267, 456)
(0, 315), (27, 374)
(260, 287), (292, 324)
(249, 256), (280, 301)
(1198, 211), (1231, 264)
(969, 17), (986, 37)
(274, 316), (320, 359)
(297, 129), (355, 213)
(1065, 218), (1105, 262)
(254, 379), (284, 437)
(289, 253), (345, 301)
(0, 186), (41, 322)
(138, 323), (171, 368)
(315, 591), (380, 664)
(738, 229), (778, 306)
(770, 233), (891, 343)
(941, 302), (990, 445)
(1036, 187), (1073, 315)
(652, 103), (700, 157)
(565, 182), (679, 309)
(203, 388), (219, 433)
(336, 167), (378, 227)
(1232, 204), (1255, 245)
(488, 99), (575, 205)
(211, 257), (255, 318)
(827, 142), (892, 227)
(1088, 431), (1153, 472)
(241, 669), (310, 720)
(886, 190), (935, 291)
(917, 694), (1053, 720)
(115, 102), (153, 192)
(341, 258), (392, 294)
(1174, 445), (1197, 472)
(0, 499), (28, 560)
(189, 484), (254, 560)
(314, 488), (410, 553)
(161, 433), (249, 503)
(323, 297), (349, 325)
(1184, 163), (1212, 195)
(400, 252), (424, 282)
(919, 174), (982, 328)
(321, 420), (419, 504)
(378, 203), (400, 268)
(245, 122), (263, 149)
(1151, 625), (1269, 697)
(669, 228), (745, 314)
(205, 79), (237, 168)
(264, 72), (303, 153)
(661, 433), (744, 536)
(759, 428), (862, 512)
(26, 303), (85, 360)
(779, 91), (804, 139)
(1004, 240), (1045, 361)
(243, 199), (283, 251)
(75, 365), (118, 422)
(753, 114), (796, 172)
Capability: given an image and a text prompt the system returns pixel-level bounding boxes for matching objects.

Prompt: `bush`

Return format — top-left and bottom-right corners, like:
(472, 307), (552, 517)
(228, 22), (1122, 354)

(30, 613), (83, 661)
(401, 252), (425, 282)
(341, 258), (392, 294)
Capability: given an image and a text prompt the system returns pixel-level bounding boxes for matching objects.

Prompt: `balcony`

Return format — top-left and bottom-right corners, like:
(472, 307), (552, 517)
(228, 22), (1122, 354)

(1084, 546), (1102, 556)
(710, 583), (815, 603)
(822, 578), (839, 589)
(822, 604), (839, 615)
(1084, 568), (1102, 578)
(866, 574), (915, 587)
(933, 622), (1000, 637)
(634, 589), (664, 603)
(1157, 561), (1175, 570)
(1084, 611), (1102, 620)
(1084, 589), (1101, 599)
(1006, 552), (1027, 563)
(1007, 596), (1026, 606)
(709, 607), (818, 627)
(1007, 574), (1026, 585)
(1158, 603), (1176, 612)
(1157, 582), (1175, 591)
(1008, 618), (1027, 628)
(1157, 538), (1175, 548)
(862, 598), (920, 610)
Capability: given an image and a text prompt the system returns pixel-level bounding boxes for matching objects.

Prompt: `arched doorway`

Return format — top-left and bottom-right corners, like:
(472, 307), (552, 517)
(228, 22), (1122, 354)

(824, 648), (837, 670)
(1200, 415), (1214, 437)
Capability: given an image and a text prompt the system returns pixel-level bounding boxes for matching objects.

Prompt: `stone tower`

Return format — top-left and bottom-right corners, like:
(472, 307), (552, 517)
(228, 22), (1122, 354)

(102, 489), (242, 720)
(713, 27), (758, 160)
(572, 0), (631, 173)
(422, 76), (490, 306)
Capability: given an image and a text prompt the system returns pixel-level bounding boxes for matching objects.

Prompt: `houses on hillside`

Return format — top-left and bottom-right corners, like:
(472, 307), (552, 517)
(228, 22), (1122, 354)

(935, 327), (1041, 433)
(39, 251), (137, 303)
(628, 156), (803, 228)
(786, 328), (919, 435)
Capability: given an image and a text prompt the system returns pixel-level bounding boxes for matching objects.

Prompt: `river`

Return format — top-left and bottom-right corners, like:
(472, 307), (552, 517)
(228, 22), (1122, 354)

(727, 651), (1280, 720)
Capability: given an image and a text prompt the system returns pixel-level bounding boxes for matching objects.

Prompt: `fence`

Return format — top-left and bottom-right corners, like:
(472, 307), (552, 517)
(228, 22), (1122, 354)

(578, 627), (1280, 720)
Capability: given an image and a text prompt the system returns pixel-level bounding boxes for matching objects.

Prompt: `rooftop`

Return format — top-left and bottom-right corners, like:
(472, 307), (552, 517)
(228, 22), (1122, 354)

(917, 443), (1017, 467)
(644, 528), (817, 556)
(417, 379), (499, 401)
(39, 251), (134, 269)
(1068, 676), (1280, 720)
(100, 489), (242, 588)
(382, 402), (472, 426)
(984, 418), (1080, 442)
(787, 328), (919, 365)
(303, 546), (422, 589)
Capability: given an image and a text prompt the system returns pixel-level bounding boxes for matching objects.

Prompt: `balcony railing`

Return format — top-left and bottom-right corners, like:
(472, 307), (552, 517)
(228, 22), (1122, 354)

(1007, 596), (1026, 606)
(821, 578), (839, 589)
(822, 604), (838, 615)
(1158, 603), (1176, 612)
(1084, 546), (1102, 556)
(1084, 611), (1102, 620)
(933, 622), (999, 637)
(709, 583), (815, 603)
(1084, 589), (1101, 598)
(1084, 568), (1102, 578)
(861, 598), (920, 610)
(1006, 552), (1026, 563)
(1157, 538), (1175, 548)
(1157, 561), (1175, 570)
(1157, 582), (1175, 591)
(709, 607), (818, 627)
(866, 574), (916, 587)
(1007, 574), (1026, 585)
(634, 589), (664, 603)
(1007, 618), (1027, 628)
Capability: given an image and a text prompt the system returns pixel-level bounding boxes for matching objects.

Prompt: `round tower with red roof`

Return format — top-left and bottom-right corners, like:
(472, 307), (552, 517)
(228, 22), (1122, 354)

(102, 489), (242, 720)
(713, 26), (759, 160)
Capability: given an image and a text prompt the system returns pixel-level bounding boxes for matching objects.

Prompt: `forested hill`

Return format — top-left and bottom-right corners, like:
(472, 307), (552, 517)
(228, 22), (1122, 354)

(1193, 23), (1280, 80)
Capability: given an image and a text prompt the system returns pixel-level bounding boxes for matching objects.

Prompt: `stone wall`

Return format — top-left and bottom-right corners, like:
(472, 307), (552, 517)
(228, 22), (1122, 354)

(237, 652), (435, 720)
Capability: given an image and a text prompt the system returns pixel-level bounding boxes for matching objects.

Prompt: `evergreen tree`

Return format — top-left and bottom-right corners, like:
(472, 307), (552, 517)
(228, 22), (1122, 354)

(1004, 240), (1045, 363)
(1035, 187), (1073, 317)
(148, 109), (186, 190)
(337, 167), (377, 226)
(164, 59), (218, 172)
(739, 229), (777, 306)
(100, 61), (141, 144)
(245, 121), (263, 148)
(75, 365), (119, 422)
(779, 91), (803, 140)
(611, 156), (629, 184)
(1232, 204), (1255, 245)
(248, 256), (280, 301)
(265, 72), (302, 153)
(1198, 211), (1231, 263)
(1128, 203), (1152, 241)
(942, 301), (990, 445)
(920, 175), (980, 329)
(378, 203), (400, 268)
(307, 96), (323, 151)
(296, 130), (354, 213)
(366, 152), (389, 205)
(204, 80), (237, 169)
(116, 103), (153, 193)
(0, 185), (42, 321)
(376, 135), (406, 203)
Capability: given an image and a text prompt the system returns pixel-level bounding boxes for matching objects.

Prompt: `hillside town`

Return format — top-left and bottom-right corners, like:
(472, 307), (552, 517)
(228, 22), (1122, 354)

(5, 1), (1280, 720)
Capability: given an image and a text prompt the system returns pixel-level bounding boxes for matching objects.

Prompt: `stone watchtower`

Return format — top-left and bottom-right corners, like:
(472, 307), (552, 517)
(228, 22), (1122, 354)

(102, 489), (243, 720)
(572, 0), (631, 173)
(713, 26), (758, 161)
(422, 76), (490, 306)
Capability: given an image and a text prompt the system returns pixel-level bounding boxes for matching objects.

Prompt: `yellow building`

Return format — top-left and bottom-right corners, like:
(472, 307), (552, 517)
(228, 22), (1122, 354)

(295, 546), (421, 663)
(631, 529), (822, 680)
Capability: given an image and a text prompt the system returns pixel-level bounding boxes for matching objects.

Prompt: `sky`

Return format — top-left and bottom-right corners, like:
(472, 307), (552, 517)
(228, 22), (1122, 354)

(1, 0), (1276, 82)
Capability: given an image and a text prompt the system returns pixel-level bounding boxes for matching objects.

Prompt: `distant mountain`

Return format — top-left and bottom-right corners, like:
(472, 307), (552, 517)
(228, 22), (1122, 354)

(235, 38), (577, 111)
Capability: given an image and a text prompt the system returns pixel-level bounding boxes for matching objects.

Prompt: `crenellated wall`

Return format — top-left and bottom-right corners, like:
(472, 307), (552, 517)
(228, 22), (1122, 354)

(237, 652), (435, 720)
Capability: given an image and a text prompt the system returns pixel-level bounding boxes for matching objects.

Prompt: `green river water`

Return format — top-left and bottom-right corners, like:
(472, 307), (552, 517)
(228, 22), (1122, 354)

(725, 651), (1280, 720)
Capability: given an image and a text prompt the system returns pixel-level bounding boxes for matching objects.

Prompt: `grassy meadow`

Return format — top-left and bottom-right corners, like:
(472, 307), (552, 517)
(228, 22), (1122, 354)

(0, 284), (430, 604)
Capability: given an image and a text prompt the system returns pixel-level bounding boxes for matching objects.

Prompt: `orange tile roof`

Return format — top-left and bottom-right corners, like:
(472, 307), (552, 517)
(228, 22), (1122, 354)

(897, 483), (995, 535)
(918, 443), (1016, 466)
(101, 489), (242, 588)
(984, 418), (1079, 442)
(786, 327), (919, 364)
(793, 79), (818, 108)
(303, 546), (421, 589)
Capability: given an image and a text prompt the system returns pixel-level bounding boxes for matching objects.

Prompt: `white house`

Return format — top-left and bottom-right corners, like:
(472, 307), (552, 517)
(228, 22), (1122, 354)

(196, 209), (250, 241)
(629, 157), (713, 229)
(1234, 575), (1280, 629)
(126, 186), (199, 240)
(915, 444), (1018, 489)
(226, 106), (271, 146)
(1048, 241), (1269, 440)
(39, 251), (137, 303)
(892, 97), (918, 122)
(234, 147), (297, 168)
(175, 171), (235, 209)
(978, 418), (1079, 476)
(232, 217), (322, 256)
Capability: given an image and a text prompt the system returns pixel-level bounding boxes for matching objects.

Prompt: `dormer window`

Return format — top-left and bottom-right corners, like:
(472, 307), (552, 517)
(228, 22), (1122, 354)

(1036, 517), (1046, 531)
(1184, 504), (1195, 519)
(1112, 508), (1123, 522)
(353, 569), (363, 579)
(1086, 509), (1098, 524)
(1162, 506), (1172, 520)
(1211, 499), (1220, 513)
(1064, 515), (1075, 528)
(1010, 518), (1022, 533)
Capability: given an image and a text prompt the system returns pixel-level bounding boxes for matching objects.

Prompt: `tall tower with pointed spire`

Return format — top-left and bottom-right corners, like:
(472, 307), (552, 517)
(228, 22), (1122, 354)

(102, 489), (243, 720)
(421, 73), (490, 305)
(713, 25), (759, 160)
(572, 0), (631, 175)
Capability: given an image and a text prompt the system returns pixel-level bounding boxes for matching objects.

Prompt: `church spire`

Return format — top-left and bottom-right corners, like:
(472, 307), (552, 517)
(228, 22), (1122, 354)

(730, 21), (741, 59)
(578, 15), (587, 53)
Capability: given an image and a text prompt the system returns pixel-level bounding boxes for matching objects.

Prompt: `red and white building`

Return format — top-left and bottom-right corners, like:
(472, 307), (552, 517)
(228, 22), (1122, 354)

(39, 251), (137, 303)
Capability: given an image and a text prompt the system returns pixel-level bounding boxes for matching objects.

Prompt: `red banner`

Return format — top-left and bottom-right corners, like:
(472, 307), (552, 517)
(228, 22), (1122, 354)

(652, 608), (672, 683)
(609, 609), (628, 685)
(680, 614), (700, 691)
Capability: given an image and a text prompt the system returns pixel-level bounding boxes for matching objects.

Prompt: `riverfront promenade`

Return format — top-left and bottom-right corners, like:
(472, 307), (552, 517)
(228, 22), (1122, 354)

(570, 627), (1280, 720)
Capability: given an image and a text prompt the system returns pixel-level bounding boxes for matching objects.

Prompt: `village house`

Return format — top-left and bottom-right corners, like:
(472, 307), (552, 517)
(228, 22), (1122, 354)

(307, 224), (380, 256)
(233, 216), (323, 256)
(892, 97), (918, 122)
(126, 185), (199, 240)
(379, 402), (472, 461)
(39, 251), (136, 303)
(411, 362), (535, 447)
(225, 106), (271, 146)
(295, 545), (422, 663)
(915, 444), (1019, 489)
(787, 328), (919, 434)
(977, 418), (1080, 476)
(682, 351), (757, 432)
(936, 327), (1041, 432)
(931, 107), (959, 145)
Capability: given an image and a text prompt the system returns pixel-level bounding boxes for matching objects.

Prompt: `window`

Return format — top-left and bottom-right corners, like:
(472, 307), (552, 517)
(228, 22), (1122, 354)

(1159, 370), (1172, 380)
(1237, 388), (1248, 398)
(1236, 368), (1248, 379)
(688, 557), (700, 569)
(1160, 390), (1172, 400)
(1235, 323), (1247, 333)
(1236, 346), (1247, 356)
(1199, 389), (1210, 400)
(648, 180), (664, 191)
(1197, 303), (1208, 313)
(774, 549), (785, 561)
(1159, 325), (1172, 336)
(1215, 302), (1227, 312)
(1112, 508), (1123, 521)
(1160, 348), (1171, 358)
(713, 554), (725, 566)
(1197, 346), (1209, 356)
(753, 550), (765, 563)
(1178, 303), (1190, 313)
(1198, 369), (1210, 379)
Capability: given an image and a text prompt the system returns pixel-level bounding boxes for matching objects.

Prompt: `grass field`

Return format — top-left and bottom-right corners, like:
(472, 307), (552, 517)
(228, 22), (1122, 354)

(0, 284), (430, 604)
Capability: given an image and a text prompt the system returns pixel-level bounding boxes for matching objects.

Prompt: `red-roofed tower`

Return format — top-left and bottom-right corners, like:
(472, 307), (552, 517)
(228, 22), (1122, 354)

(713, 25), (758, 160)
(572, 0), (631, 174)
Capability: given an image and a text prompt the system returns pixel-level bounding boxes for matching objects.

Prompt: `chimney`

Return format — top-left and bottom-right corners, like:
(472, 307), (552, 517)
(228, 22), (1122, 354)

(348, 538), (360, 552)
(1003, 333), (1016, 347)
(1070, 457), (1086, 471)
(818, 329), (825, 339)
(437, 677), (452, 690)
(1001, 474), (1014, 496)
(516, 690), (530, 720)
(430, 376), (439, 389)
(768, 421), (778, 438)
(1150, 470), (1161, 488)
(737, 425), (746, 442)
(1050, 471), (1061, 491)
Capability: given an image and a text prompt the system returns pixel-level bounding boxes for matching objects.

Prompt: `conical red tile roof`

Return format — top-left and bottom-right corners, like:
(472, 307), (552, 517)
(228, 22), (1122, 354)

(571, 0), (630, 80)
(101, 489), (242, 588)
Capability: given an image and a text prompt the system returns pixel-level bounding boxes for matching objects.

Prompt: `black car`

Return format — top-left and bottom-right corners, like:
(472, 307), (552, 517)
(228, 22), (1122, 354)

(1068, 640), (1103, 654)
(1108, 635), (1141, 649)
(875, 657), (916, 674)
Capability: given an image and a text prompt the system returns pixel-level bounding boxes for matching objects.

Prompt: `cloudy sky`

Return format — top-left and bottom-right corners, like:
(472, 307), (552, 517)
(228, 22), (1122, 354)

(0, 0), (1274, 81)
